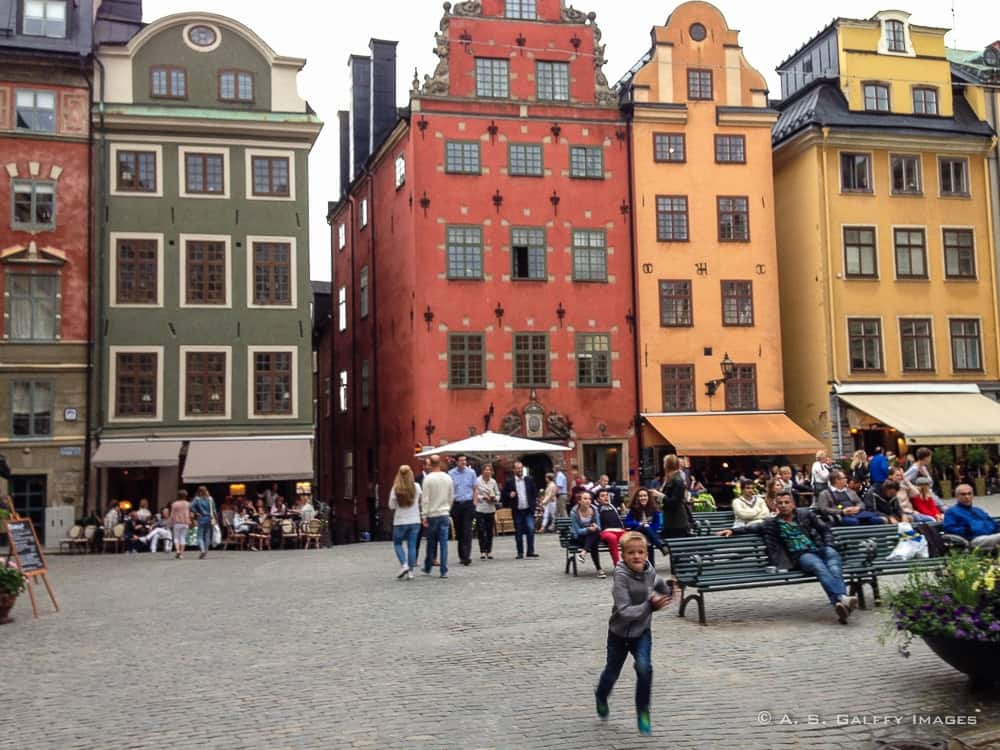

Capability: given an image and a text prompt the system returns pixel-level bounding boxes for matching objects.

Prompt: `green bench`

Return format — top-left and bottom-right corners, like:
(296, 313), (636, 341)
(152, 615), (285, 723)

(691, 511), (735, 535)
(555, 517), (657, 576)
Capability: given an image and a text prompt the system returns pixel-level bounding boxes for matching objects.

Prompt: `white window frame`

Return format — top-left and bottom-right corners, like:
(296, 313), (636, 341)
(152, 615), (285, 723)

(244, 147), (296, 201)
(338, 370), (348, 413)
(394, 154), (406, 188)
(838, 150), (875, 194)
(108, 345), (164, 423)
(109, 231), (164, 308)
(246, 235), (297, 309)
(888, 153), (921, 195)
(840, 224), (880, 279)
(110, 142), (164, 198)
(178, 233), (232, 309)
(338, 223), (346, 250)
(890, 224), (929, 281)
(178, 145), (230, 199)
(360, 198), (368, 228)
(247, 345), (299, 419)
(940, 225), (979, 281)
(22, 0), (67, 38)
(338, 285), (347, 332)
(178, 345), (232, 421)
(876, 12), (915, 57)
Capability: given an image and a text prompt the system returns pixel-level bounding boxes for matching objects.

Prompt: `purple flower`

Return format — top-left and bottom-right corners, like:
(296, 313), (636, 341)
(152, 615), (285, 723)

(920, 591), (932, 598)
(989, 623), (1000, 632)
(942, 595), (952, 603)
(954, 629), (969, 639)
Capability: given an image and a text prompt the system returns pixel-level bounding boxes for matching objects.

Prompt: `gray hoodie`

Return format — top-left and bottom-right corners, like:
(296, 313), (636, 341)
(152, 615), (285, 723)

(607, 560), (671, 638)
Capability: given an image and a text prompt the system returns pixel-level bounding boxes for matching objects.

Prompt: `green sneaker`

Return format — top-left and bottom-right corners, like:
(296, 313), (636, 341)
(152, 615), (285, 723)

(637, 710), (651, 735)
(595, 692), (609, 720)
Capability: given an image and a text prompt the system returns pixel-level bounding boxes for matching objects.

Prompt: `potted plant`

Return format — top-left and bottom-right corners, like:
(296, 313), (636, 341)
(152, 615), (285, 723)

(0, 560), (25, 624)
(932, 446), (955, 498)
(883, 552), (1000, 689)
(966, 445), (989, 498)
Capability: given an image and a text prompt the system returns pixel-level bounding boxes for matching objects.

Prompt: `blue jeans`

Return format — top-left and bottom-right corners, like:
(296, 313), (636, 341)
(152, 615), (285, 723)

(514, 508), (536, 556)
(393, 523), (420, 569)
(635, 526), (666, 551)
(838, 511), (886, 526)
(796, 546), (846, 605)
(422, 516), (450, 575)
(197, 522), (212, 553)
(596, 628), (652, 712)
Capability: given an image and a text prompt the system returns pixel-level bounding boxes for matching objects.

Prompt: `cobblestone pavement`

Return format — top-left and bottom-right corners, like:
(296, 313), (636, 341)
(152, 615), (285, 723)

(2, 530), (998, 750)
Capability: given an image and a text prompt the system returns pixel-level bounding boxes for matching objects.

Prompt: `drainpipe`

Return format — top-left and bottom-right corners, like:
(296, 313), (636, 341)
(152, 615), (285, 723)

(982, 131), (1000, 386)
(90, 53), (108, 514)
(345, 187), (360, 538)
(82, 54), (94, 515)
(818, 127), (839, 453)
(367, 168), (381, 536)
(623, 108), (642, 480)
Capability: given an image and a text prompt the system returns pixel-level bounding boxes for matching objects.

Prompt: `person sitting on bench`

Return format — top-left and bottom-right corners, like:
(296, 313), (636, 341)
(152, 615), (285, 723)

(943, 484), (1000, 551)
(595, 489), (628, 567)
(731, 480), (773, 528)
(624, 487), (667, 554)
(570, 492), (606, 579)
(718, 491), (859, 624)
(813, 470), (886, 525)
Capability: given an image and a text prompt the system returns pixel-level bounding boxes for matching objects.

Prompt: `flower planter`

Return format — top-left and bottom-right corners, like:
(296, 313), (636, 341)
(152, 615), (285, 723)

(922, 635), (1000, 688)
(0, 592), (16, 624)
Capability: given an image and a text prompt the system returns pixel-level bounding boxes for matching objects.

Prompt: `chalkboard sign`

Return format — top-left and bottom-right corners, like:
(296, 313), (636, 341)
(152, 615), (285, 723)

(4, 519), (46, 576)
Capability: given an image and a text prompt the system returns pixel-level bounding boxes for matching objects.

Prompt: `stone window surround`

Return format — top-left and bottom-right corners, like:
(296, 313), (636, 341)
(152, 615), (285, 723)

(108, 345), (164, 423)
(110, 143), (164, 197)
(178, 345), (232, 421)
(178, 145), (230, 200)
(248, 345), (299, 420)
(178, 233), (232, 309)
(246, 234), (297, 309)
(244, 147), (295, 201)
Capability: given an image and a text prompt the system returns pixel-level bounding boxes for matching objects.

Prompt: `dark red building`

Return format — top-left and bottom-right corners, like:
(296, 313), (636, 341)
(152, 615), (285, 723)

(325, 0), (637, 541)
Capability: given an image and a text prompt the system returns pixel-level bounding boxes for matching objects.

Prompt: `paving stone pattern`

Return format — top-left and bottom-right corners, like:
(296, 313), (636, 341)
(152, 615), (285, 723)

(1, 532), (998, 750)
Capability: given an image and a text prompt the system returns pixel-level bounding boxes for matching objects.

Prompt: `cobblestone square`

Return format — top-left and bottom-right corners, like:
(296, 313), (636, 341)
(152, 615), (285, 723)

(2, 530), (999, 750)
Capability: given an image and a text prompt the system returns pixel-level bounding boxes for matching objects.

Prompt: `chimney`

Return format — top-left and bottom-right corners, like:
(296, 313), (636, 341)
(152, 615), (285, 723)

(348, 54), (372, 181)
(369, 39), (398, 154)
(338, 110), (351, 196)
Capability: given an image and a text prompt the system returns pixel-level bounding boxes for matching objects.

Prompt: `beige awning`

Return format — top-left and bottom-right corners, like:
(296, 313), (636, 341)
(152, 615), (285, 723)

(182, 439), (313, 483)
(644, 413), (822, 456)
(839, 392), (1000, 444)
(92, 441), (182, 468)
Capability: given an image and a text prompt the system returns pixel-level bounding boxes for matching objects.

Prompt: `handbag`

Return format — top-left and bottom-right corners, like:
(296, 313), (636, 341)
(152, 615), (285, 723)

(209, 498), (221, 547)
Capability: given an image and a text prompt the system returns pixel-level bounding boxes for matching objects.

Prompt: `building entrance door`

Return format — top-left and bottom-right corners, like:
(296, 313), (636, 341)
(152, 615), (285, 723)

(11, 475), (47, 543)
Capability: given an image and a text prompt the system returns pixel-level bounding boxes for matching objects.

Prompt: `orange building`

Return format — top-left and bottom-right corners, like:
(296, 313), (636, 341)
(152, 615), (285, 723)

(618, 1), (819, 478)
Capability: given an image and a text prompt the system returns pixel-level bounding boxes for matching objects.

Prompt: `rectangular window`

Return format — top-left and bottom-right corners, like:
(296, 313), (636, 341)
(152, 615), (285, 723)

(513, 333), (549, 387)
(571, 230), (607, 282)
(475, 58), (509, 98)
(251, 156), (290, 197)
(912, 87), (938, 115)
(219, 70), (254, 102)
(185, 241), (226, 304)
(576, 333), (610, 387)
(950, 319), (982, 371)
(714, 135), (746, 163)
(900, 318), (934, 371)
(360, 198), (368, 228)
(14, 89), (55, 132)
(717, 196), (749, 241)
(656, 196), (689, 241)
(360, 266), (369, 317)
(338, 224), (346, 250)
(725, 364), (757, 411)
(115, 352), (157, 418)
(893, 228), (927, 279)
(12, 180), (54, 229)
(394, 154), (406, 188)
(252, 242), (291, 305)
(185, 153), (224, 194)
(863, 83), (890, 112)
(255, 352), (293, 415)
(661, 365), (695, 412)
(116, 238), (158, 304)
(11, 381), (52, 437)
(841, 153), (872, 192)
(508, 143), (543, 176)
(338, 371), (348, 413)
(843, 226), (878, 278)
(511, 227), (546, 280)
(116, 150), (157, 193)
(943, 229), (976, 279)
(448, 333), (485, 388)
(8, 273), (56, 341)
(22, 0), (66, 37)
(445, 141), (481, 174)
(891, 155), (921, 194)
(361, 361), (370, 408)
(150, 66), (186, 99)
(505, 0), (536, 18)
(721, 280), (754, 326)
(885, 20), (906, 52)
(185, 351), (226, 416)
(569, 146), (603, 179)
(337, 286), (347, 331)
(536, 61), (570, 101)
(940, 158), (969, 196)
(446, 226), (483, 279)
(653, 133), (685, 163)
(658, 280), (692, 327)
(849, 318), (883, 372)
(687, 69), (712, 100)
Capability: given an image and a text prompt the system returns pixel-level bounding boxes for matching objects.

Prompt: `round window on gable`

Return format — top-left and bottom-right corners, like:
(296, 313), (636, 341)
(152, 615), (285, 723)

(188, 25), (217, 47)
(689, 23), (707, 42)
(985, 47), (1000, 68)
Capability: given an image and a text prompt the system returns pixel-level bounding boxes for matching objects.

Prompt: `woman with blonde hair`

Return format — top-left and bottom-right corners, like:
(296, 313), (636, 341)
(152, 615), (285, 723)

(849, 449), (870, 487)
(811, 450), (831, 494)
(389, 464), (423, 579)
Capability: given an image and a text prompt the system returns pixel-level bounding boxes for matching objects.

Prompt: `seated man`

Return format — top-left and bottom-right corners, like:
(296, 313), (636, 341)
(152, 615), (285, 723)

(864, 480), (905, 523)
(719, 491), (858, 624)
(123, 511), (150, 556)
(943, 484), (1000, 550)
(813, 470), (886, 525)
(140, 510), (173, 553)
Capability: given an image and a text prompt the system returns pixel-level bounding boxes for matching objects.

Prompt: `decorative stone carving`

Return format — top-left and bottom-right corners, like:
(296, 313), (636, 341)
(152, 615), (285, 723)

(452, 0), (482, 16)
(501, 409), (522, 436)
(420, 12), (452, 96)
(546, 412), (573, 440)
(562, 5), (589, 23)
(524, 402), (545, 438)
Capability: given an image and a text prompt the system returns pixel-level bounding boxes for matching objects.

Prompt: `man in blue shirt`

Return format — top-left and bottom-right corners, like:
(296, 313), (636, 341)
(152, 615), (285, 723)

(943, 484), (1000, 550)
(868, 446), (889, 488)
(555, 464), (568, 517)
(449, 454), (478, 565)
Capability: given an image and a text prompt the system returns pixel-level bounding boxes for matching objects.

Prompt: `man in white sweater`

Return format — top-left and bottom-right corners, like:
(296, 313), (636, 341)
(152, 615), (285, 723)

(421, 454), (455, 579)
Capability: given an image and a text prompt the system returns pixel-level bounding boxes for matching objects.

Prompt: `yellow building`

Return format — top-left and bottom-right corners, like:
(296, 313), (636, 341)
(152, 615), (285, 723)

(619, 1), (820, 479)
(773, 11), (1000, 459)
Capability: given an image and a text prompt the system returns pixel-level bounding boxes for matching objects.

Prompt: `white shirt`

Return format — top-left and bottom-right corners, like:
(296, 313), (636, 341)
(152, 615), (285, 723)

(515, 476), (528, 510)
(389, 484), (422, 526)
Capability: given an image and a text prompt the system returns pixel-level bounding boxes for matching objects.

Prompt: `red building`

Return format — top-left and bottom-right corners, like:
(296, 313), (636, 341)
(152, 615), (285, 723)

(325, 0), (637, 541)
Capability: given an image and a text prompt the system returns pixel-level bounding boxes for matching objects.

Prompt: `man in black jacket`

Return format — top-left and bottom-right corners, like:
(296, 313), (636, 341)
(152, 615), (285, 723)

(719, 491), (858, 624)
(503, 461), (539, 559)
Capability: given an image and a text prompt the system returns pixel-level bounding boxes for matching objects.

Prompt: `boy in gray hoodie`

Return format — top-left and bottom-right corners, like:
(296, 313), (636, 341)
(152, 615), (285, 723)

(595, 530), (672, 734)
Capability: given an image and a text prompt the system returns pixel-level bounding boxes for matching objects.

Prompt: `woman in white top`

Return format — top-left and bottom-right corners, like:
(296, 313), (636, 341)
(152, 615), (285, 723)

(473, 464), (500, 559)
(539, 473), (558, 533)
(389, 465), (423, 580)
(732, 480), (773, 528)
(811, 450), (831, 494)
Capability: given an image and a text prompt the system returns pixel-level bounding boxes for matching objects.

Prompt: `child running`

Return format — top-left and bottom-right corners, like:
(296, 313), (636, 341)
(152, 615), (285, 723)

(595, 530), (673, 735)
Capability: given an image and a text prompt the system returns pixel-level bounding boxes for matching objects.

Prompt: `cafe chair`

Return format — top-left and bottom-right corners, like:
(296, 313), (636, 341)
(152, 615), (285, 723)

(249, 518), (272, 551)
(102, 523), (126, 553)
(300, 519), (322, 550)
(494, 508), (514, 535)
(222, 522), (247, 551)
(280, 518), (301, 549)
(59, 525), (88, 554)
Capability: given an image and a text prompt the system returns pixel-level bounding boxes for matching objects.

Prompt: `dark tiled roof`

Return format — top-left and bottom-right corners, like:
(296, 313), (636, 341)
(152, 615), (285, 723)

(311, 281), (332, 296)
(772, 81), (994, 146)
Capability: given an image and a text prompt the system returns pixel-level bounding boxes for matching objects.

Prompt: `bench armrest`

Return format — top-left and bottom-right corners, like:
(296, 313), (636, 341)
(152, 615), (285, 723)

(940, 533), (970, 550)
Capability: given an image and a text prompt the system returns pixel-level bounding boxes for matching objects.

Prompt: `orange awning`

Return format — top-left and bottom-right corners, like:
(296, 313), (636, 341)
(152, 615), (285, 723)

(644, 413), (822, 457)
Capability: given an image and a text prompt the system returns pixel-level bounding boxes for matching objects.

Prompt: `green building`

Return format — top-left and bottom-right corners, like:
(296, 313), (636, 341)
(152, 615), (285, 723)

(92, 12), (321, 510)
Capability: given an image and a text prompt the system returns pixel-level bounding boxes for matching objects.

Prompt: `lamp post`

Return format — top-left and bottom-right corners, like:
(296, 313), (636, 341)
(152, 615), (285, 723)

(704, 352), (736, 397)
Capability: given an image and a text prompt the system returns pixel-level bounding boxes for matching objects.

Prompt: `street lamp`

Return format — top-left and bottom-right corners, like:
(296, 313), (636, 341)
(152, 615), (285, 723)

(704, 352), (736, 397)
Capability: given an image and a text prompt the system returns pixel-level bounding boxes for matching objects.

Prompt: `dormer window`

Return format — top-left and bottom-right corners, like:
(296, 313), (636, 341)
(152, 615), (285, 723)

(23, 0), (66, 38)
(885, 20), (905, 52)
(151, 66), (186, 99)
(505, 0), (536, 19)
(876, 12), (914, 57)
(219, 70), (254, 102)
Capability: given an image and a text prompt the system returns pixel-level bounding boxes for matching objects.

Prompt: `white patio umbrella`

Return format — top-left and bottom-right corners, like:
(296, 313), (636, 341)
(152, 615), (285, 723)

(415, 430), (570, 458)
